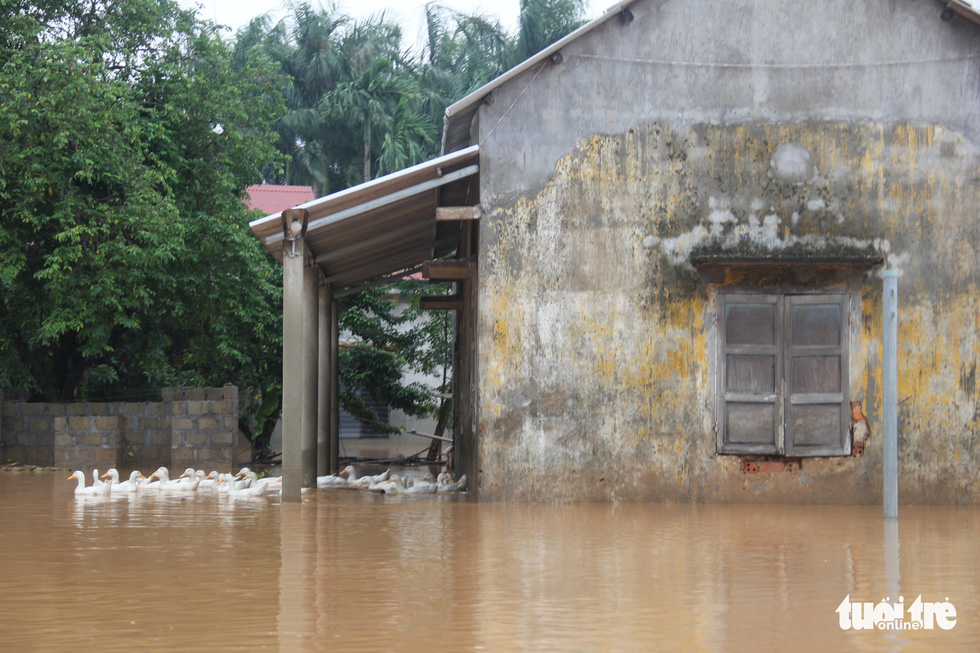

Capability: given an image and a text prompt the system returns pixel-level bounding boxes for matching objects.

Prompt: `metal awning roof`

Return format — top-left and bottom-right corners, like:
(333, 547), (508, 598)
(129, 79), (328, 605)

(249, 145), (479, 290)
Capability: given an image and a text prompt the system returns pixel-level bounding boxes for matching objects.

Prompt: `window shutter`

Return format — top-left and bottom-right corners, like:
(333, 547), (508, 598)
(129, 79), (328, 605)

(717, 294), (781, 455)
(783, 294), (850, 456)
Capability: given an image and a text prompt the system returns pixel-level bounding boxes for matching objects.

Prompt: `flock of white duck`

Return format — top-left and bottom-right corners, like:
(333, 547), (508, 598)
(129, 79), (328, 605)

(67, 464), (466, 499)
(67, 466), (282, 499)
(316, 466), (467, 494)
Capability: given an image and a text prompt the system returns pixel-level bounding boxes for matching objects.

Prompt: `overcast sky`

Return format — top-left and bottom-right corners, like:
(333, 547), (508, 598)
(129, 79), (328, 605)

(179, 0), (607, 52)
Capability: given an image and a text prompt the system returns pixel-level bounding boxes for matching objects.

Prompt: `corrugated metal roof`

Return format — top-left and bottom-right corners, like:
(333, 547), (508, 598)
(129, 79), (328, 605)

(249, 145), (479, 290)
(442, 0), (637, 154)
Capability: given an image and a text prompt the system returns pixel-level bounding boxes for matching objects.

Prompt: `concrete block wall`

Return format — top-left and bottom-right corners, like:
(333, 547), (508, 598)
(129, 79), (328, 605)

(0, 387), (241, 472)
(164, 386), (240, 472)
(1, 400), (59, 466)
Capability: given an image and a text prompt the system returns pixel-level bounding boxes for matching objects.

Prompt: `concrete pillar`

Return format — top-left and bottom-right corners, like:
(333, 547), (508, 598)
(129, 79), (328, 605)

(301, 253), (319, 487)
(317, 285), (333, 476)
(329, 298), (340, 474)
(282, 240), (319, 502)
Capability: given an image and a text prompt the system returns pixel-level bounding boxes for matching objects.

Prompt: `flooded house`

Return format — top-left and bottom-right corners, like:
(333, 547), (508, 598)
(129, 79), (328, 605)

(250, 0), (980, 503)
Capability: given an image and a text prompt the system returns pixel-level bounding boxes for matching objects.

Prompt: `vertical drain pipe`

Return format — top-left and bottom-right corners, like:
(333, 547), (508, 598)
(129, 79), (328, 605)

(882, 269), (899, 519)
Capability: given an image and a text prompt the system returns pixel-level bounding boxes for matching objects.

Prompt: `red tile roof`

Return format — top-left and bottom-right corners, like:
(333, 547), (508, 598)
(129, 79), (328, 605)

(244, 185), (315, 215)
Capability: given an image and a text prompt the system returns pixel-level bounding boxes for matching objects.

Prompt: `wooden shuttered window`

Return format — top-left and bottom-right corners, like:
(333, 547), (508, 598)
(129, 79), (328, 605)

(717, 293), (850, 457)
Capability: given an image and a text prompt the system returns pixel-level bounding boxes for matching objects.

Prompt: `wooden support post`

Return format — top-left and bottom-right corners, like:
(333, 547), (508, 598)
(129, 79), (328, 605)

(461, 220), (474, 259)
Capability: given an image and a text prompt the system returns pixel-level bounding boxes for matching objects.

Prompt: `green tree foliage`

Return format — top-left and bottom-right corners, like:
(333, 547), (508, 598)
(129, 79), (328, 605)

(0, 0), (587, 453)
(338, 282), (450, 434)
(0, 0), (285, 406)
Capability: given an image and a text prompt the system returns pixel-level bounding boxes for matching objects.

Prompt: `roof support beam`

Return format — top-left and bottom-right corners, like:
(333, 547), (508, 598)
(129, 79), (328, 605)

(436, 206), (482, 221)
(420, 294), (462, 311)
(423, 259), (477, 281)
(332, 265), (424, 299)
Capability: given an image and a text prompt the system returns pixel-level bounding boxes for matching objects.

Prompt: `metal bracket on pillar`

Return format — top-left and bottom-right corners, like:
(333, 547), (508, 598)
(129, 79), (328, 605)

(281, 208), (309, 258)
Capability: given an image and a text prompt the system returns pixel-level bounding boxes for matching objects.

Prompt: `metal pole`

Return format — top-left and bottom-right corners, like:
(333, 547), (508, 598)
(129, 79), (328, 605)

(882, 269), (899, 519)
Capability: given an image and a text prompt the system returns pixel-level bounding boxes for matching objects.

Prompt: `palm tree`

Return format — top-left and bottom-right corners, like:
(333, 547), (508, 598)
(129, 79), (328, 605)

(235, 1), (587, 192)
(377, 96), (438, 176)
(232, 4), (353, 194)
(415, 0), (586, 127)
(322, 54), (420, 183)
(513, 0), (587, 64)
(417, 4), (511, 128)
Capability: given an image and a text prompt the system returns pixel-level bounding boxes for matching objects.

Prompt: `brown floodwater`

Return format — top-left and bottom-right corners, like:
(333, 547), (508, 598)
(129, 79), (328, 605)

(0, 470), (976, 652)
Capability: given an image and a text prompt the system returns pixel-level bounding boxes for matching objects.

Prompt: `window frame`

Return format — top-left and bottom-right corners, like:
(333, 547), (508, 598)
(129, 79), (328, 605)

(716, 291), (851, 457)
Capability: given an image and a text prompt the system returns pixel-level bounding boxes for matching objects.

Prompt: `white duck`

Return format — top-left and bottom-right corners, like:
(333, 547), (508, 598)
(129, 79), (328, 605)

(234, 466), (255, 479)
(68, 471), (112, 497)
(91, 469), (106, 488)
(356, 475), (392, 491)
(374, 474), (436, 494)
(346, 466), (390, 487)
(316, 467), (350, 488)
(148, 466), (199, 491)
(436, 474), (467, 493)
(196, 470), (220, 490)
(214, 473), (246, 492)
(239, 470), (281, 493)
(141, 466), (165, 490)
(260, 476), (282, 495)
(406, 472), (439, 493)
(101, 468), (145, 492)
(217, 473), (266, 498)
(176, 468), (199, 485)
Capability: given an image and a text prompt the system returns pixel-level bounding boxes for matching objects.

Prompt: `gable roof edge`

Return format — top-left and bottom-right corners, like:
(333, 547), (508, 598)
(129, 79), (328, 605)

(442, 0), (637, 154)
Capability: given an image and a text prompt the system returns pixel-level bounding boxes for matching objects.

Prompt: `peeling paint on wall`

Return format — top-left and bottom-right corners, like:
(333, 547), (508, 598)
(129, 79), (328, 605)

(479, 120), (980, 503)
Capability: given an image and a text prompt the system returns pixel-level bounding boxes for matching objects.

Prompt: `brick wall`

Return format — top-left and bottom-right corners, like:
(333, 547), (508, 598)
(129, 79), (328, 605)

(0, 386), (244, 472)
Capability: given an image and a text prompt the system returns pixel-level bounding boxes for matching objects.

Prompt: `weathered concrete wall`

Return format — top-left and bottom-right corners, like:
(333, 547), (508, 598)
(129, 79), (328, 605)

(0, 387), (241, 472)
(474, 0), (980, 502)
